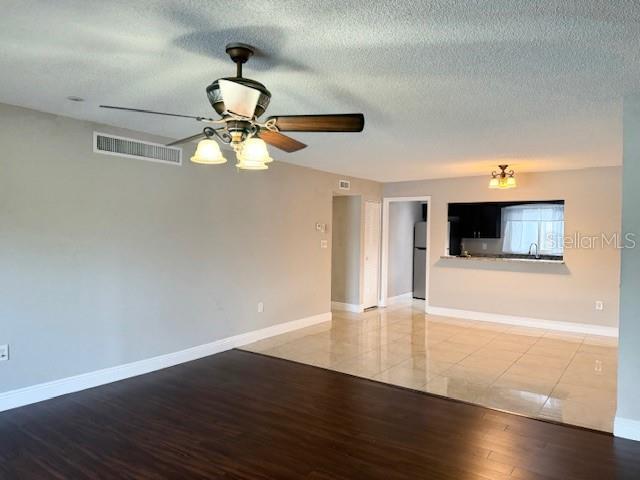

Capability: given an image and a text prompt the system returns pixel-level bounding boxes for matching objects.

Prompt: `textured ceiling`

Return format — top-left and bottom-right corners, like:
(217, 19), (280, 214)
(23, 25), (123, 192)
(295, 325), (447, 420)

(1, 0), (638, 181)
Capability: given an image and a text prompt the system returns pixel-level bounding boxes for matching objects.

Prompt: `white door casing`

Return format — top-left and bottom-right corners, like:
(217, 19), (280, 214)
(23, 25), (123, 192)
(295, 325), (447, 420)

(363, 201), (382, 309)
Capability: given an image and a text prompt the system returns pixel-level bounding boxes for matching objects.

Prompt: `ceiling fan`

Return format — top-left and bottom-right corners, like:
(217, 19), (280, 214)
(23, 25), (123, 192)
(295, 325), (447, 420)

(100, 43), (365, 170)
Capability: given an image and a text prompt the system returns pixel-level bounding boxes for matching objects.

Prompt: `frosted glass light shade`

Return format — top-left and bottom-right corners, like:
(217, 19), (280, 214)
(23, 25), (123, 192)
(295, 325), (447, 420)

(235, 138), (272, 170)
(489, 174), (516, 189)
(235, 158), (269, 170)
(191, 139), (227, 164)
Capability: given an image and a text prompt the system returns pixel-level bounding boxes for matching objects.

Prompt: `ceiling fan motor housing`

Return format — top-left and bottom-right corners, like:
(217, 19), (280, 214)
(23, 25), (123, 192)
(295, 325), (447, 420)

(206, 77), (271, 118)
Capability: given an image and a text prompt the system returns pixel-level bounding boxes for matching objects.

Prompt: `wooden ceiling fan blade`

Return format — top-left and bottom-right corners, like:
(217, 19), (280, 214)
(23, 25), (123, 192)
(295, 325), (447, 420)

(166, 132), (207, 147)
(219, 80), (260, 118)
(267, 114), (364, 132)
(100, 105), (215, 122)
(260, 130), (307, 153)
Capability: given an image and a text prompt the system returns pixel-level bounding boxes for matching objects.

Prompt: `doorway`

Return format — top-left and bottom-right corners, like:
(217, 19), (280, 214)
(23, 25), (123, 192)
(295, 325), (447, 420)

(330, 196), (381, 312)
(381, 196), (431, 309)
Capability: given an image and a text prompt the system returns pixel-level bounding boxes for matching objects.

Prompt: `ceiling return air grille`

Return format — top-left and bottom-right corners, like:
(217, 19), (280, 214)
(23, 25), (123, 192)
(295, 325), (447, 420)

(93, 132), (182, 165)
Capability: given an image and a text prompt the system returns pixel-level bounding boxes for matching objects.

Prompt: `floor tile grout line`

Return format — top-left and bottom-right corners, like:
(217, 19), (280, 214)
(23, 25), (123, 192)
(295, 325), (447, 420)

(538, 334), (588, 418)
(428, 335), (502, 396)
(485, 329), (544, 392)
(478, 329), (559, 418)
(349, 312), (469, 383)
(521, 331), (586, 421)
(328, 309), (426, 374)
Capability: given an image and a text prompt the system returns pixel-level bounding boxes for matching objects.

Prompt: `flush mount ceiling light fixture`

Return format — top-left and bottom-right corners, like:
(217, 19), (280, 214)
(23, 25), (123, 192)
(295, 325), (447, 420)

(100, 43), (365, 171)
(489, 164), (517, 189)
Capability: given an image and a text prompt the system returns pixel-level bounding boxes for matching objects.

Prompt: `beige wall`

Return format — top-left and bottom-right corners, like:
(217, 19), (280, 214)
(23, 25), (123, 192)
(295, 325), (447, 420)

(384, 167), (622, 327)
(0, 103), (381, 393)
(331, 195), (362, 304)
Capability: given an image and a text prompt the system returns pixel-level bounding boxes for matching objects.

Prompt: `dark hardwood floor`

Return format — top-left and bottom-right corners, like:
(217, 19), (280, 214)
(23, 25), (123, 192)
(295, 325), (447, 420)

(1, 349), (639, 479)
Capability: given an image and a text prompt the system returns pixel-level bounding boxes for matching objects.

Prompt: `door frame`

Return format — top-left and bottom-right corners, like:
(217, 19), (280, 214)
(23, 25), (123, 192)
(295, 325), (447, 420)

(380, 196), (432, 312)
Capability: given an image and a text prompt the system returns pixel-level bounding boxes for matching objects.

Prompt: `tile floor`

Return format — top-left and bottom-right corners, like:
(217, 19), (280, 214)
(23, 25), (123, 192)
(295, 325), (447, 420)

(242, 300), (618, 432)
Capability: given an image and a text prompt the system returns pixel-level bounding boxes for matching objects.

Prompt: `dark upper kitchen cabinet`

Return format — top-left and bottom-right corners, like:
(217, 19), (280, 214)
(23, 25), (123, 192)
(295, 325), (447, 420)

(448, 203), (502, 240)
(476, 204), (502, 238)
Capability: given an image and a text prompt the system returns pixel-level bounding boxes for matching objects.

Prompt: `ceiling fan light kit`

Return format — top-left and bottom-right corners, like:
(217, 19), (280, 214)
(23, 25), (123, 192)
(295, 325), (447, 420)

(100, 43), (364, 172)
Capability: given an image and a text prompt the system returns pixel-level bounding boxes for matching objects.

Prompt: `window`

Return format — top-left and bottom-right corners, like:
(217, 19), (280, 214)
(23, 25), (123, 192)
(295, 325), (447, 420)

(502, 204), (564, 255)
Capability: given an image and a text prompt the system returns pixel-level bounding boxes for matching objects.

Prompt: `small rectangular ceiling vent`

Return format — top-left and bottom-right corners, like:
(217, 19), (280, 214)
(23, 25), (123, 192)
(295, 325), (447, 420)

(338, 179), (351, 190)
(93, 132), (182, 166)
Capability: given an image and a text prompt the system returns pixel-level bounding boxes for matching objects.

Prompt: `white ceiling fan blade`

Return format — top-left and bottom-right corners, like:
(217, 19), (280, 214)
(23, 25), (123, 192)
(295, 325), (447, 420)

(219, 79), (260, 118)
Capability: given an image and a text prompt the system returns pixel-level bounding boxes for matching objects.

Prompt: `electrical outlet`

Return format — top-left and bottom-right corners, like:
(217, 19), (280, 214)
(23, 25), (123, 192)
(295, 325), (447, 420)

(320, 239), (328, 249)
(595, 301), (604, 311)
(0, 344), (8, 362)
(257, 302), (264, 313)
(482, 243), (487, 250)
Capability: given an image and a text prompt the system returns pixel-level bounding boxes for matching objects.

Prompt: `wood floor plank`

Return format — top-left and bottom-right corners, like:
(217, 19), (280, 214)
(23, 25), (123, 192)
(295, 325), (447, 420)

(0, 349), (639, 479)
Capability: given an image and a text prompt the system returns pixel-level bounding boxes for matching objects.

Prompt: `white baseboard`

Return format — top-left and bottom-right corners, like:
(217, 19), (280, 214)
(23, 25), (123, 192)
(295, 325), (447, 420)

(0, 311), (331, 413)
(614, 416), (640, 441)
(331, 301), (365, 313)
(425, 305), (618, 337)
(384, 292), (413, 306)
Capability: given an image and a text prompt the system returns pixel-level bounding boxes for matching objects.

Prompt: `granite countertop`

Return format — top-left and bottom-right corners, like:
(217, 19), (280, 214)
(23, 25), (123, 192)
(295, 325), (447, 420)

(440, 254), (565, 264)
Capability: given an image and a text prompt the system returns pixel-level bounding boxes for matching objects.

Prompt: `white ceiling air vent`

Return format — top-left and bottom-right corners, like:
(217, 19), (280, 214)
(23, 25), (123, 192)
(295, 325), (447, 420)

(338, 179), (351, 190)
(93, 132), (182, 165)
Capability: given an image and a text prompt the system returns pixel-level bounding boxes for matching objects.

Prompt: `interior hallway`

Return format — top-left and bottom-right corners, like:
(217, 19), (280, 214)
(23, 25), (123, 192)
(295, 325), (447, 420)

(242, 300), (617, 432)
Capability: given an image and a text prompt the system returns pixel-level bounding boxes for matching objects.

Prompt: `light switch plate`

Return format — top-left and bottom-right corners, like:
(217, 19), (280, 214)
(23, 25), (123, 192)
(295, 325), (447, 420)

(0, 344), (8, 362)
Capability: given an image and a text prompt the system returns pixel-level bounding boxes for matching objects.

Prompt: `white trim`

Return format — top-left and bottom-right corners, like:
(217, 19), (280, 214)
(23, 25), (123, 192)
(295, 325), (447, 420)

(331, 301), (365, 313)
(93, 131), (183, 166)
(614, 416), (640, 441)
(0, 312), (331, 413)
(363, 201), (382, 309)
(425, 305), (618, 337)
(385, 292), (413, 305)
(380, 196), (431, 309)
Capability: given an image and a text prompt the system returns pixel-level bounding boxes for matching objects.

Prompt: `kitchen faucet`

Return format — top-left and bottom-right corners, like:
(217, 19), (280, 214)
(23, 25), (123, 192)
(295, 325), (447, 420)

(528, 242), (540, 259)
